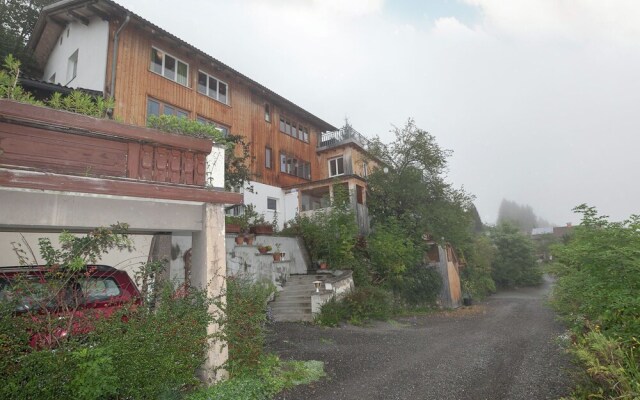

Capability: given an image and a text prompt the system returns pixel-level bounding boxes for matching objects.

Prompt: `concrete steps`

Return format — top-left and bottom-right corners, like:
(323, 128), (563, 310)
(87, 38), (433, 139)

(270, 274), (324, 322)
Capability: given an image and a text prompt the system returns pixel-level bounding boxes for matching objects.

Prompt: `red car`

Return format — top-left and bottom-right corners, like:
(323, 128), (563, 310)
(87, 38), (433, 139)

(0, 265), (141, 347)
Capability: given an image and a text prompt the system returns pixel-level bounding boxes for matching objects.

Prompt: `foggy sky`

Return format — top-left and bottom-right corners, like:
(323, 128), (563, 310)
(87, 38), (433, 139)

(118, 0), (640, 225)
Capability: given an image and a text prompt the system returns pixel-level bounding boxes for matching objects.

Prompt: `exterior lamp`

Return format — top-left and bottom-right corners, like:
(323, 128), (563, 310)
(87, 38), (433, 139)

(313, 280), (323, 293)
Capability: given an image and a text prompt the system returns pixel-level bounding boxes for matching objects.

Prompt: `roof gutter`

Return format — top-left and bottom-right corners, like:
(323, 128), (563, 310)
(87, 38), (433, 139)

(109, 13), (130, 99)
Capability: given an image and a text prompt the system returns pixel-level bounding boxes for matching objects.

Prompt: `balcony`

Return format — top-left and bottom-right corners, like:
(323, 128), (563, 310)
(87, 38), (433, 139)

(318, 124), (371, 151)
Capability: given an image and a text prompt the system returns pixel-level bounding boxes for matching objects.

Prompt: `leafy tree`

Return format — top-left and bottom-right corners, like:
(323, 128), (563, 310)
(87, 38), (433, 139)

(461, 235), (496, 299)
(367, 118), (474, 248)
(0, 0), (55, 73)
(490, 222), (541, 288)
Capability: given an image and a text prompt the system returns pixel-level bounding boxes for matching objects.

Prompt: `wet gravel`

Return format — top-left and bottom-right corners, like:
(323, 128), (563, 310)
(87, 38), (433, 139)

(266, 277), (573, 400)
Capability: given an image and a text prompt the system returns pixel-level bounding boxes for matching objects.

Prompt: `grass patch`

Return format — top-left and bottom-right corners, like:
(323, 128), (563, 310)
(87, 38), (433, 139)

(187, 355), (325, 400)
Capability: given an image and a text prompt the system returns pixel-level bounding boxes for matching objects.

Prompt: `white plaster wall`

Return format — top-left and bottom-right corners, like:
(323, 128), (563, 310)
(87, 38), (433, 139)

(0, 232), (153, 283)
(283, 190), (299, 226)
(243, 181), (286, 229)
(206, 145), (225, 189)
(43, 17), (109, 91)
(226, 235), (309, 277)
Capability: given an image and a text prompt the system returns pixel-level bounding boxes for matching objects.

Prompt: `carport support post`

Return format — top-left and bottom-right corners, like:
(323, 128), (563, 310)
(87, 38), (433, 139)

(191, 202), (228, 384)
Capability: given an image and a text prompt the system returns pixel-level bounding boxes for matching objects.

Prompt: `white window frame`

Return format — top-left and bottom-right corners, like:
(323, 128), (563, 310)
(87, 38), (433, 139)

(150, 47), (189, 87)
(197, 70), (229, 105)
(329, 156), (345, 177)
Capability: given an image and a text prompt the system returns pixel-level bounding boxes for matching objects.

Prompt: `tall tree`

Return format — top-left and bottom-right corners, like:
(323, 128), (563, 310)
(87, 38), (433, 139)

(497, 199), (551, 233)
(0, 0), (55, 73)
(367, 119), (474, 247)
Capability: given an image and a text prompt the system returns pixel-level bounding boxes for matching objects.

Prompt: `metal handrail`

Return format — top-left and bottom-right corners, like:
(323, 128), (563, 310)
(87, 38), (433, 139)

(319, 125), (371, 149)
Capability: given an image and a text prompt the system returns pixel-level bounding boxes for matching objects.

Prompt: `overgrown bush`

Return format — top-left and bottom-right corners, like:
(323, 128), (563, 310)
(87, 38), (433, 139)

(316, 286), (393, 326)
(490, 222), (542, 288)
(222, 276), (275, 376)
(368, 218), (421, 285)
(285, 184), (358, 270)
(461, 235), (496, 299)
(391, 264), (442, 306)
(0, 226), (217, 400)
(551, 205), (640, 399)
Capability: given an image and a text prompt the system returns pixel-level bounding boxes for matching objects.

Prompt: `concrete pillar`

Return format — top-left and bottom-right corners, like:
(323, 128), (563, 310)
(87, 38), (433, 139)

(191, 202), (228, 383)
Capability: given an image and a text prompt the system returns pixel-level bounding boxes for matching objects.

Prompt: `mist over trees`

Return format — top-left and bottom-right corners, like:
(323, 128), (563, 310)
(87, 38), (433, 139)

(496, 199), (551, 233)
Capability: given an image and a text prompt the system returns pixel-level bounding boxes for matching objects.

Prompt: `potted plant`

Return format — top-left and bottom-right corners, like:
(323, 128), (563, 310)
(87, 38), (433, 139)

(234, 234), (245, 245)
(225, 215), (242, 234)
(318, 260), (328, 270)
(244, 234), (255, 245)
(272, 243), (284, 261)
(258, 245), (272, 254)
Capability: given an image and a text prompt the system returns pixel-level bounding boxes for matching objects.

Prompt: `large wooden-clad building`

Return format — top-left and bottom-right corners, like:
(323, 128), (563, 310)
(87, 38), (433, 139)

(28, 0), (377, 231)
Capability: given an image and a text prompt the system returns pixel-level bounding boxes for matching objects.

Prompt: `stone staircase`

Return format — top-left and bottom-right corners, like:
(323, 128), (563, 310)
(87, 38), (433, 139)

(270, 274), (320, 322)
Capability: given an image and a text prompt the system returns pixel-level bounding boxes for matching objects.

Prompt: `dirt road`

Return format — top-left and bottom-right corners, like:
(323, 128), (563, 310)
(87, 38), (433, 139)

(266, 277), (572, 400)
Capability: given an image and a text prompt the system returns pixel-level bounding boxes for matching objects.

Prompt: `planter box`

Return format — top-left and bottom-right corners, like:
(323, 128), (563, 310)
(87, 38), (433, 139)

(250, 224), (274, 235)
(226, 223), (241, 234)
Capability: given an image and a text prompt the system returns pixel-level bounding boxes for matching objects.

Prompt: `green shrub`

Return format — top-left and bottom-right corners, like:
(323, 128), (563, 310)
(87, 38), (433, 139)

(551, 205), (640, 399)
(0, 227), (217, 400)
(391, 264), (442, 306)
(368, 218), (421, 285)
(317, 286), (393, 326)
(490, 223), (542, 288)
(461, 235), (496, 299)
(222, 276), (276, 376)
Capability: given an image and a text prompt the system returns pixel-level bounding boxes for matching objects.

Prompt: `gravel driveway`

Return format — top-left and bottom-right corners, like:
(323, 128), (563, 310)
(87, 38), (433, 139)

(266, 276), (572, 400)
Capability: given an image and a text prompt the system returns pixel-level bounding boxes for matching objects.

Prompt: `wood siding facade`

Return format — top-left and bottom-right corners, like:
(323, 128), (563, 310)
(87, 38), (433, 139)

(105, 20), (328, 189)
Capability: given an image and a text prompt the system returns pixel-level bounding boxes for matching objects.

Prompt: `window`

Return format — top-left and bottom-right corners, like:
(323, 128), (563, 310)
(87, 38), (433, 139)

(150, 47), (189, 86)
(267, 198), (277, 211)
(147, 98), (188, 119)
(197, 116), (229, 136)
(264, 104), (271, 122)
(265, 147), (272, 169)
(66, 49), (78, 84)
(356, 185), (364, 204)
(279, 151), (311, 179)
(279, 116), (309, 143)
(329, 157), (345, 177)
(197, 71), (228, 104)
(79, 278), (121, 302)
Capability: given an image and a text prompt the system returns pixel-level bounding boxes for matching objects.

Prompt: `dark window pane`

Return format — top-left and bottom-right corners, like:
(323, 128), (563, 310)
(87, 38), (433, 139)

(265, 148), (272, 168)
(177, 110), (188, 118)
(280, 118), (286, 132)
(147, 99), (160, 117)
(208, 76), (218, 99)
(292, 125), (297, 138)
(150, 49), (163, 74)
(164, 55), (176, 80)
(285, 121), (291, 135)
(267, 198), (277, 210)
(219, 82), (227, 103)
(164, 105), (175, 115)
(330, 159), (336, 176)
(337, 157), (344, 174)
(280, 154), (286, 172)
(197, 72), (207, 94)
(177, 61), (188, 85)
(264, 104), (270, 122)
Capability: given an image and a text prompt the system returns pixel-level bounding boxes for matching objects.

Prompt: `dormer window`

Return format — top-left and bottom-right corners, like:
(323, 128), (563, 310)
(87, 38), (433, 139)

(329, 156), (344, 177)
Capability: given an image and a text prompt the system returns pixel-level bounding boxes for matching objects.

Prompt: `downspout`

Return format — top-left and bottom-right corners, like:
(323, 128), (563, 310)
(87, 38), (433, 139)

(109, 14), (130, 107)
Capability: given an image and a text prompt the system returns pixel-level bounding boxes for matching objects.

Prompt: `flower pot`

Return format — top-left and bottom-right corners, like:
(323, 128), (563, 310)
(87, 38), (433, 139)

(319, 262), (328, 270)
(258, 246), (270, 254)
(244, 235), (255, 245)
(273, 252), (283, 262)
(234, 235), (245, 245)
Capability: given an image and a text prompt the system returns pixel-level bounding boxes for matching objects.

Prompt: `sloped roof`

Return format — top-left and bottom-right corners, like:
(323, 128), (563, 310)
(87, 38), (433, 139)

(28, 0), (337, 132)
